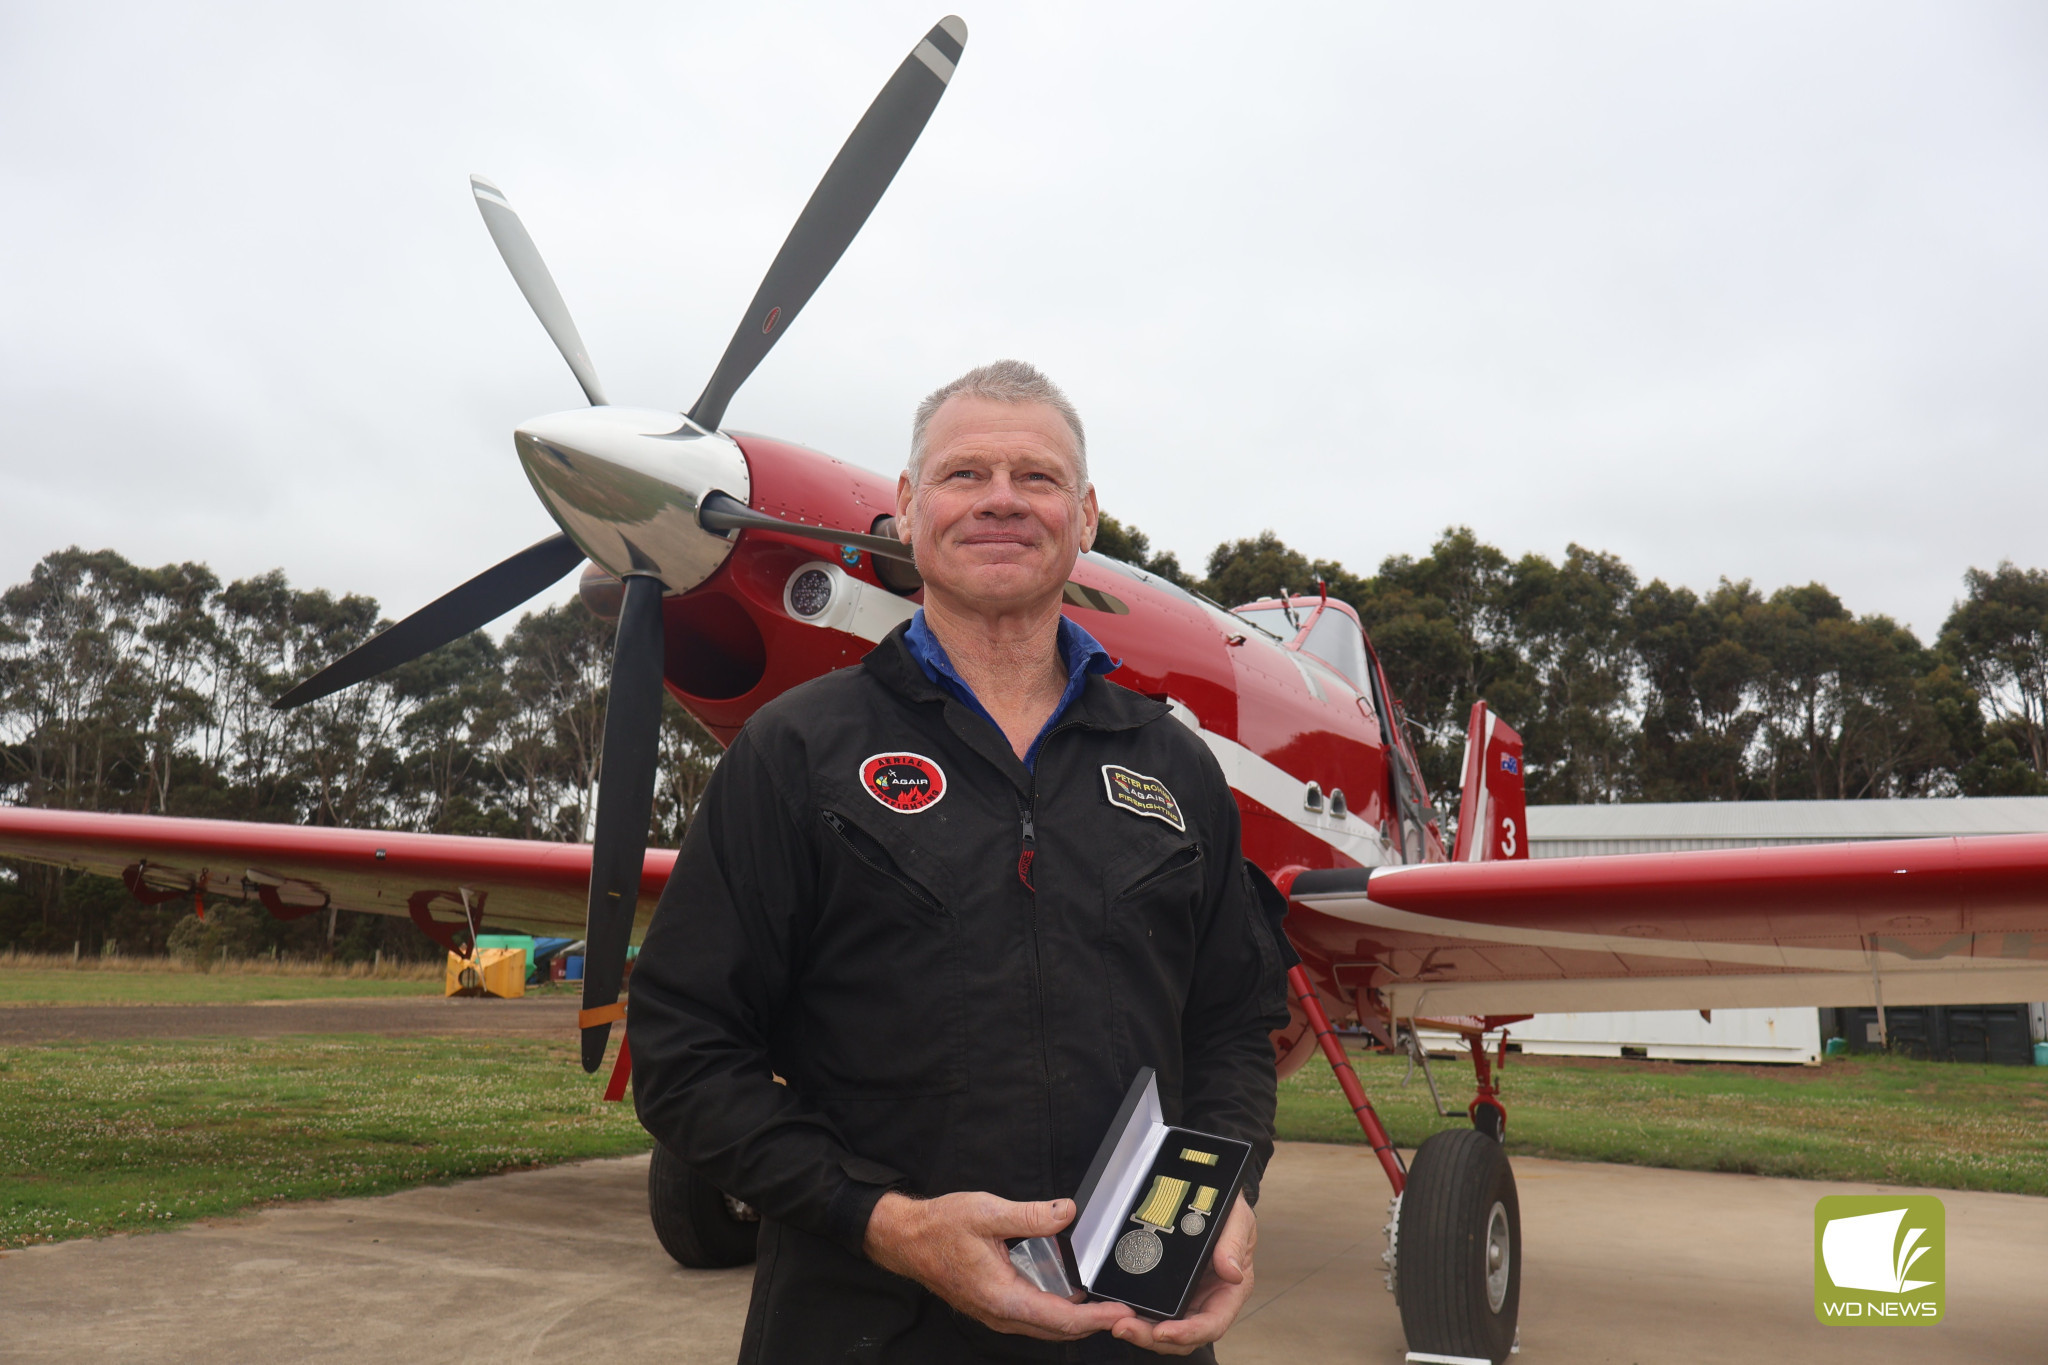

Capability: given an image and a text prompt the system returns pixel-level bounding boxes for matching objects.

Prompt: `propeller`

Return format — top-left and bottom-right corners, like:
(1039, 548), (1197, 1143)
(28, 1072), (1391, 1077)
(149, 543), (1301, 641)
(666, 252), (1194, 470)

(688, 16), (968, 432)
(274, 533), (586, 710)
(273, 17), (972, 1075)
(579, 574), (667, 1071)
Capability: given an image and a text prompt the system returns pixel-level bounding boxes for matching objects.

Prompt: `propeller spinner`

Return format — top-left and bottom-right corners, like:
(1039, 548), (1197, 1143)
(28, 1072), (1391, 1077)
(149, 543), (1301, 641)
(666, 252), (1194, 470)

(276, 15), (970, 1072)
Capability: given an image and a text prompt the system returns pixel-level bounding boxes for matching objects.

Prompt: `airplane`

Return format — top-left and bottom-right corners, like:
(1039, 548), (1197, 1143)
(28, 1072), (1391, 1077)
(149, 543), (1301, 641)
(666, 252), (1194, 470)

(5, 15), (2047, 1364)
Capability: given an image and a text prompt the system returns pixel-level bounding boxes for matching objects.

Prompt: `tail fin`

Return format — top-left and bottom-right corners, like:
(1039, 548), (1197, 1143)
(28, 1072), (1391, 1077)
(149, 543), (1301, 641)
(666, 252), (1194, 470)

(1452, 701), (1527, 862)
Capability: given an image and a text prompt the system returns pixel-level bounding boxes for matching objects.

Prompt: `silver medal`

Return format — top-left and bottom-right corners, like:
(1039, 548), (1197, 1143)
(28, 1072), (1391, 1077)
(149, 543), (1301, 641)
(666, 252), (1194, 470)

(1114, 1226), (1164, 1275)
(1179, 1210), (1207, 1237)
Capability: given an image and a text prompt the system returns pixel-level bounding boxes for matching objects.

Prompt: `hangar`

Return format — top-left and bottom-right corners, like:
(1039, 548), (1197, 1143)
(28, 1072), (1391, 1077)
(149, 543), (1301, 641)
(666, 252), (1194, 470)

(1493, 798), (2048, 1065)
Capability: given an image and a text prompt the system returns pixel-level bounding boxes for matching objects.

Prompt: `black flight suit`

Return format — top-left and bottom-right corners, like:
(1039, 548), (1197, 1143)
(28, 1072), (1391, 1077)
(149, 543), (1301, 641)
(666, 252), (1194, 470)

(629, 622), (1290, 1363)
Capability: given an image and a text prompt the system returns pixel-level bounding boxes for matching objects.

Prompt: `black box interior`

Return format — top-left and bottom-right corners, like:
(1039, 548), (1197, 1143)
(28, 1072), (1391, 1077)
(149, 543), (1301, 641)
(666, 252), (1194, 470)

(1086, 1128), (1252, 1319)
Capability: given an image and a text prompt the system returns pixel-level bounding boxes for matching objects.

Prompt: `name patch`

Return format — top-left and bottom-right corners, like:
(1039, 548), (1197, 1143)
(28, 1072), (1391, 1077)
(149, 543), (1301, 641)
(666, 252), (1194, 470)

(1102, 765), (1184, 831)
(860, 752), (947, 813)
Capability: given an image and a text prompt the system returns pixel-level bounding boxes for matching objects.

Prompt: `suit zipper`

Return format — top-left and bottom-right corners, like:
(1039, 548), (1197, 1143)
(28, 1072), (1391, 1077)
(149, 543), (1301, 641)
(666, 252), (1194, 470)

(1018, 786), (1054, 1195)
(1017, 715), (1085, 1197)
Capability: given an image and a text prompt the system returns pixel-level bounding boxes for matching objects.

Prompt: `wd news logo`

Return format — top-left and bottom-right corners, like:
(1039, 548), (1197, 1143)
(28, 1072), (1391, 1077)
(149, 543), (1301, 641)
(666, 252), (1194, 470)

(1814, 1195), (1945, 1325)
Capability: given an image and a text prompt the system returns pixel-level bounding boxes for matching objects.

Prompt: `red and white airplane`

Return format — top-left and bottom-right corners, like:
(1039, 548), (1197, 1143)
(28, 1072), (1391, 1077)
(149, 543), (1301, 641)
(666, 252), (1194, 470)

(5, 17), (2046, 1363)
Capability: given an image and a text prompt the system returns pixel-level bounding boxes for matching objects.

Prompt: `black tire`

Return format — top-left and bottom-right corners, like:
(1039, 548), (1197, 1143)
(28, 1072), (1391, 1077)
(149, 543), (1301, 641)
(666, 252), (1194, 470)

(1396, 1129), (1520, 1365)
(648, 1142), (760, 1268)
(1470, 1098), (1505, 1143)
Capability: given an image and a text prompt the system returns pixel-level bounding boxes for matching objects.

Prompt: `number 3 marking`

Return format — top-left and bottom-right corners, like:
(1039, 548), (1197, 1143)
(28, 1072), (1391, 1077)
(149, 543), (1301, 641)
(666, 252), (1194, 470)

(1500, 816), (1517, 857)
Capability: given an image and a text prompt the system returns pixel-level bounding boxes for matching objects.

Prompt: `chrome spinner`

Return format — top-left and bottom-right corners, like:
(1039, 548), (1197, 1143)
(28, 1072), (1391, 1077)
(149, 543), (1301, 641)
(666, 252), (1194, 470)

(514, 407), (751, 593)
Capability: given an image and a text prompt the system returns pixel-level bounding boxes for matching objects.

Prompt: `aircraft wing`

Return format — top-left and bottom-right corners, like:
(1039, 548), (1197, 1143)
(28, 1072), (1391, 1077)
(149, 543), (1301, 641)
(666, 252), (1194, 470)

(12, 805), (2048, 1015)
(1287, 834), (2048, 1017)
(0, 806), (675, 941)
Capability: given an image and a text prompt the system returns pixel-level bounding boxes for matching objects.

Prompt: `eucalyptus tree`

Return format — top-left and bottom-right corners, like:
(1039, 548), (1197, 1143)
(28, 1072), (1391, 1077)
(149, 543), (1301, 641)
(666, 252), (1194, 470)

(1940, 562), (2048, 787)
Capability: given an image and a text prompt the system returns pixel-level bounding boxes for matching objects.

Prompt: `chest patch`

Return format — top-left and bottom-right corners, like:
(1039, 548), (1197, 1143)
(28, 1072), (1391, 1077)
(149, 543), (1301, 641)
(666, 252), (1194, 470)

(860, 752), (947, 813)
(1102, 765), (1185, 832)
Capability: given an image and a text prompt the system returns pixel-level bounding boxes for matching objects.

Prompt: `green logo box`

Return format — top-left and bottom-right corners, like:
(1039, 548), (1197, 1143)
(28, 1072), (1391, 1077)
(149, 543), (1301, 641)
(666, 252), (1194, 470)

(1814, 1194), (1945, 1325)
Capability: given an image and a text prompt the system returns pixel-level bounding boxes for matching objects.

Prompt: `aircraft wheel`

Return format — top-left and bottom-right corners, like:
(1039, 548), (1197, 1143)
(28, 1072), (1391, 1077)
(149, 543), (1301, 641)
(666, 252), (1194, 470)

(1396, 1129), (1520, 1365)
(648, 1142), (759, 1268)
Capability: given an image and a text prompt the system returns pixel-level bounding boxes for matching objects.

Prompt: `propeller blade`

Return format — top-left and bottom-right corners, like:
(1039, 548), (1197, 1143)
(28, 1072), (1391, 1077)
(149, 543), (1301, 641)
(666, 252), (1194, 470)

(471, 175), (610, 407)
(686, 16), (967, 432)
(580, 573), (667, 1072)
(699, 489), (916, 562)
(275, 533), (585, 710)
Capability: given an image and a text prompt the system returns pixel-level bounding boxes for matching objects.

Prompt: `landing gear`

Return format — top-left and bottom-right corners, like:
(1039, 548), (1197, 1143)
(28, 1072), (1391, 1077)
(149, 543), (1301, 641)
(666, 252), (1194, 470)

(1397, 1020), (1516, 1143)
(1271, 924), (1530, 1362)
(1394, 1129), (1521, 1365)
(1465, 1031), (1508, 1142)
(647, 1142), (760, 1268)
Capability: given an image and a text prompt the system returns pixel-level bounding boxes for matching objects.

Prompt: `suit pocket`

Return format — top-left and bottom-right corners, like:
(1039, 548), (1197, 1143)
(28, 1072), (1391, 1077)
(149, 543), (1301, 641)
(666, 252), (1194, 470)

(804, 811), (966, 1098)
(1108, 842), (1204, 1087)
(1112, 842), (1203, 951)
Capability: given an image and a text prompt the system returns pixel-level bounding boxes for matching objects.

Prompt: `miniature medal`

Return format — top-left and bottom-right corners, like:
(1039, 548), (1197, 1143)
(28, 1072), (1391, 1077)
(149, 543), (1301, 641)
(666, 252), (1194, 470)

(1180, 1184), (1219, 1237)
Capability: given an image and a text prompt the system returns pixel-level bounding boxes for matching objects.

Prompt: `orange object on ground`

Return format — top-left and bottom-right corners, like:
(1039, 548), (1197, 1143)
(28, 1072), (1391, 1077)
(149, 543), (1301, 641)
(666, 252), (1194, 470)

(444, 947), (527, 998)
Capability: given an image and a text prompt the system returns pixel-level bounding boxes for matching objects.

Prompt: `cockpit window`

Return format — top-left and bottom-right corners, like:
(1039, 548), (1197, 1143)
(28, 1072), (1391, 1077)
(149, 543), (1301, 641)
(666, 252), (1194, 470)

(1302, 607), (1372, 692)
(1085, 553), (1299, 641)
(1082, 551), (1203, 608)
(1229, 605), (1297, 642)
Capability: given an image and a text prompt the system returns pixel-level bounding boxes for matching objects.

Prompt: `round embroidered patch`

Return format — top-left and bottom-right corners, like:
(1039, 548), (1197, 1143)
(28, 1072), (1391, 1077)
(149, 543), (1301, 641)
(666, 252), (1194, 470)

(859, 752), (947, 813)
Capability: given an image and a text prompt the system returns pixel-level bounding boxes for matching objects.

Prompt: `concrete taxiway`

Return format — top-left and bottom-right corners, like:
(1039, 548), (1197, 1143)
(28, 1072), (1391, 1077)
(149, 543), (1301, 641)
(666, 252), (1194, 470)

(2, 1141), (2040, 1363)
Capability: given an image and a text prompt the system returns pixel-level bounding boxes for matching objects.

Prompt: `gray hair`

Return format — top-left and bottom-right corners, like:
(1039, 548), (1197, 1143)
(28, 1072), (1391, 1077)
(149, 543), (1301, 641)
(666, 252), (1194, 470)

(908, 359), (1089, 487)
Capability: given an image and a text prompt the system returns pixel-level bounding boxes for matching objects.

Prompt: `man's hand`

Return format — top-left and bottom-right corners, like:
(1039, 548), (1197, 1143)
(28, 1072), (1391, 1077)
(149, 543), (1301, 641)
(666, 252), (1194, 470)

(1108, 1193), (1257, 1356)
(864, 1190), (1131, 1341)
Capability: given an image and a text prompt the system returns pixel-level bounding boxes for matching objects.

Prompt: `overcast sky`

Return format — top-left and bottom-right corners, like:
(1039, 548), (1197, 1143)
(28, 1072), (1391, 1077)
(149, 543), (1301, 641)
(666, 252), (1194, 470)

(5, 2), (2046, 641)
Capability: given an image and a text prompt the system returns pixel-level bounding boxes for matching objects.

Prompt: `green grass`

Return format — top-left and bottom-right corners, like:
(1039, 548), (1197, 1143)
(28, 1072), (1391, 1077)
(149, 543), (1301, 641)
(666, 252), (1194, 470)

(1278, 1046), (2048, 1196)
(0, 966), (443, 1006)
(0, 1036), (649, 1248)
(9, 1035), (2041, 1253)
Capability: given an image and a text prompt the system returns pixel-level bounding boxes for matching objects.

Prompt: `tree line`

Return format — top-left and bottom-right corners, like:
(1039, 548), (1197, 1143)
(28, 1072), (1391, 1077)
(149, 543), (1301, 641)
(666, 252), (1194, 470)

(1095, 518), (2048, 813)
(0, 547), (717, 959)
(7, 530), (2048, 956)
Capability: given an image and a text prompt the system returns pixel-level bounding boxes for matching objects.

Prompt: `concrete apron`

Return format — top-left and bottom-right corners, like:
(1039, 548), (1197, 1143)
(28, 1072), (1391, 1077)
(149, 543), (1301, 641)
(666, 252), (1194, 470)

(1, 1141), (2041, 1363)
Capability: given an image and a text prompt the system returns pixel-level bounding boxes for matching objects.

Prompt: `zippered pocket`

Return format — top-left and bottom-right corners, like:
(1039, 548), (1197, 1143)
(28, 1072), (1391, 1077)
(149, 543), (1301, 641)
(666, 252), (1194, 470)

(1106, 841), (1206, 1095)
(821, 809), (945, 915)
(1114, 843), (1202, 905)
(809, 809), (965, 1099)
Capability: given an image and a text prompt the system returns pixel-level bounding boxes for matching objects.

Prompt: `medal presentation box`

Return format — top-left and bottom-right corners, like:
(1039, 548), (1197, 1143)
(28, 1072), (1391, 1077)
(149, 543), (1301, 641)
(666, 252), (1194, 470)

(1014, 1067), (1252, 1320)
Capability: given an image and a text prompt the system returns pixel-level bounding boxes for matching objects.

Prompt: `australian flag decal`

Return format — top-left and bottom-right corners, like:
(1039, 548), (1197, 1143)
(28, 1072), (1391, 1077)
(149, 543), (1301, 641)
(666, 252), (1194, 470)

(1500, 754), (1520, 775)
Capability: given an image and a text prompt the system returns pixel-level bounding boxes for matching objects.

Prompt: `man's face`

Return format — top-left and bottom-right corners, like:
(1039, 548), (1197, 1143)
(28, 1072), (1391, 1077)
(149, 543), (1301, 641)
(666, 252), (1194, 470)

(896, 395), (1098, 618)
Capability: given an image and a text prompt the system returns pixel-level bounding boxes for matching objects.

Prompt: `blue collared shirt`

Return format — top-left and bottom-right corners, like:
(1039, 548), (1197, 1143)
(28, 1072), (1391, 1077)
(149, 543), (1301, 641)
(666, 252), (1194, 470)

(903, 609), (1116, 771)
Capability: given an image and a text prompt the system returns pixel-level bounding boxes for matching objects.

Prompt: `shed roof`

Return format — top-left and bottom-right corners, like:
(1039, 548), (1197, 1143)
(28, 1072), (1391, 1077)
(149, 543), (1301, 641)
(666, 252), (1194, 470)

(1523, 796), (2048, 858)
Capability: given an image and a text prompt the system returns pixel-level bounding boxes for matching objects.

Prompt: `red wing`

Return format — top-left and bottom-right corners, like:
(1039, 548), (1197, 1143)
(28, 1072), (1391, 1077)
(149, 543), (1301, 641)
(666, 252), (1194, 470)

(0, 807), (676, 939)
(1285, 835), (2048, 1016)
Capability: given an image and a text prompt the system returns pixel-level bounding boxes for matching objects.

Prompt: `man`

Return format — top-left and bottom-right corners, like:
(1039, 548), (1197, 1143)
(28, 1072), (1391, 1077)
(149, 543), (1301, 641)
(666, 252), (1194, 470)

(629, 360), (1288, 1361)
